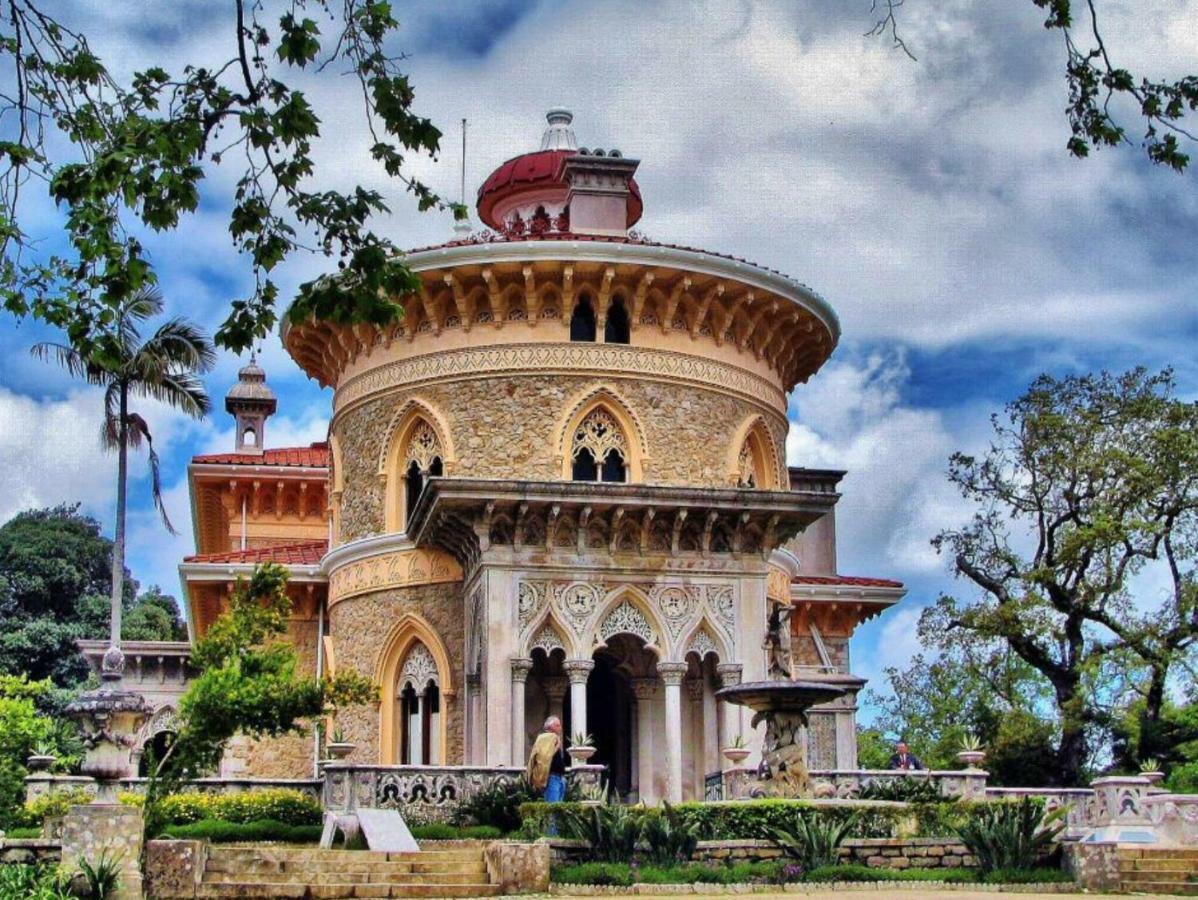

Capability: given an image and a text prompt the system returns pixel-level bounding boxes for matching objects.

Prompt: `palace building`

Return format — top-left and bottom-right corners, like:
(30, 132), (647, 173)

(157, 110), (904, 802)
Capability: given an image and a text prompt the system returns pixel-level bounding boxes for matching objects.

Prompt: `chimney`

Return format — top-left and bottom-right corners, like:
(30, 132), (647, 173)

(562, 149), (640, 237)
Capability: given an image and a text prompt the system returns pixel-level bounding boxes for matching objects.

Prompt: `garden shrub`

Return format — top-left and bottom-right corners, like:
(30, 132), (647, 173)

(553, 861), (791, 886)
(766, 812), (856, 870)
(4, 826), (42, 838)
(804, 864), (975, 883)
(411, 823), (502, 840)
(857, 777), (941, 803)
(981, 867), (1072, 884)
(0, 862), (72, 900)
(638, 802), (699, 864)
(154, 788), (321, 827)
(160, 818), (323, 843)
(552, 862), (634, 886)
(451, 776), (538, 833)
(12, 788), (94, 829)
(558, 800), (641, 862)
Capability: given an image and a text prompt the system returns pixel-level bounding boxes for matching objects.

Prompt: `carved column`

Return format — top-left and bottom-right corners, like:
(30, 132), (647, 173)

(510, 658), (534, 767)
(632, 678), (658, 804)
(703, 674), (720, 782)
(686, 678), (704, 799)
(564, 659), (594, 742)
(717, 663), (744, 750)
(410, 691), (424, 766)
(658, 662), (688, 803)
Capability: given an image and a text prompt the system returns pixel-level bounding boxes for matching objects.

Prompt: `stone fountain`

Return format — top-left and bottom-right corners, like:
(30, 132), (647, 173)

(717, 675), (846, 798)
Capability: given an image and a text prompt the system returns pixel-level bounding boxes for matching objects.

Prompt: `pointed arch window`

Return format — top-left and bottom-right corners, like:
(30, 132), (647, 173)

(402, 419), (443, 526)
(398, 642), (441, 765)
(604, 297), (630, 344)
(735, 424), (776, 489)
(572, 407), (628, 483)
(570, 296), (597, 342)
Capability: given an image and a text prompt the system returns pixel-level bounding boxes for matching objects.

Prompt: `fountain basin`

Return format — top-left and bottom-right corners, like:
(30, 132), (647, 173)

(716, 679), (847, 714)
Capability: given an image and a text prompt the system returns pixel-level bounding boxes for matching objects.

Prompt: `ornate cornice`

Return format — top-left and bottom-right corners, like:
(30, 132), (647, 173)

(332, 342), (788, 418)
(324, 533), (462, 605)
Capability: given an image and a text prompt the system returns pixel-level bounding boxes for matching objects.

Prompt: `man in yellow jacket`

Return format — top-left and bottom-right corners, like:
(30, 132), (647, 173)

(527, 715), (568, 801)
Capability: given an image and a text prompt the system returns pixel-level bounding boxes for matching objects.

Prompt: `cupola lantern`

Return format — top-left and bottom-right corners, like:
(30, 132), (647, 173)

(225, 354), (277, 453)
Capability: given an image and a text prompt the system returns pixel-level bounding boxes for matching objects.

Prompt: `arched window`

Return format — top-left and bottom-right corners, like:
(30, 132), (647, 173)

(604, 298), (630, 344)
(402, 420), (443, 526)
(398, 643), (441, 765)
(570, 296), (596, 342)
(572, 407), (628, 483)
(734, 422), (777, 489)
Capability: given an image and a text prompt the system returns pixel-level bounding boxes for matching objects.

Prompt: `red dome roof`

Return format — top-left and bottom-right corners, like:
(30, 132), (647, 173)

(476, 149), (643, 230)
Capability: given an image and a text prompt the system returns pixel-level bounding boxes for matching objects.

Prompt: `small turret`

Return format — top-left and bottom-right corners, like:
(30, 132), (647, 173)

(225, 354), (277, 454)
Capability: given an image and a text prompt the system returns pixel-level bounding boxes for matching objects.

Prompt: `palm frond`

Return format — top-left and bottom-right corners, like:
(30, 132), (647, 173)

(130, 370), (212, 419)
(142, 317), (218, 374)
(30, 342), (110, 385)
(101, 382), (124, 451)
(128, 414), (177, 536)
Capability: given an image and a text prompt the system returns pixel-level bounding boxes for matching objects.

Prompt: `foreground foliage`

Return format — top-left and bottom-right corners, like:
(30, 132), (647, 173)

(160, 818), (322, 844)
(767, 812), (856, 871)
(450, 776), (539, 834)
(0, 863), (72, 900)
(954, 797), (1066, 875)
(153, 788), (321, 827)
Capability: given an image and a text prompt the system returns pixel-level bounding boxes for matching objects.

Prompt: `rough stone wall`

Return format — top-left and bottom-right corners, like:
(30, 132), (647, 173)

(61, 804), (145, 900)
(334, 375), (785, 542)
(328, 582), (465, 763)
(235, 618), (320, 779)
(0, 838), (61, 866)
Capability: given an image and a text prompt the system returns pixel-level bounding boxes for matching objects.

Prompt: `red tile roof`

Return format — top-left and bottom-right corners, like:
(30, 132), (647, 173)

(184, 539), (328, 566)
(792, 575), (904, 589)
(192, 442), (330, 468)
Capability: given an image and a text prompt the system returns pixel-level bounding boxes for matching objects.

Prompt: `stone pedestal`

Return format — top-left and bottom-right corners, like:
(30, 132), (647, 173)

(61, 803), (145, 900)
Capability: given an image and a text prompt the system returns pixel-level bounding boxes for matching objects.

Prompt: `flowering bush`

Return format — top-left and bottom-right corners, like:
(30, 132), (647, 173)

(154, 788), (321, 827)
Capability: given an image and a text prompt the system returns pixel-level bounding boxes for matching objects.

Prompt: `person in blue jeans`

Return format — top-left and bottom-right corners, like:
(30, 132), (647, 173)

(528, 715), (569, 802)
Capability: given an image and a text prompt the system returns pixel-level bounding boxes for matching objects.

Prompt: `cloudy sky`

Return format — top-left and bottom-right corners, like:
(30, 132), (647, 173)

(2, 0), (1196, 719)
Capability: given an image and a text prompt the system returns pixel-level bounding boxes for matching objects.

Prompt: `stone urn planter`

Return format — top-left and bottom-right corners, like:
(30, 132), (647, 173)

(722, 747), (751, 767)
(325, 741), (355, 760)
(26, 753), (57, 772)
(1141, 769), (1166, 786)
(568, 745), (597, 767)
(957, 750), (986, 770)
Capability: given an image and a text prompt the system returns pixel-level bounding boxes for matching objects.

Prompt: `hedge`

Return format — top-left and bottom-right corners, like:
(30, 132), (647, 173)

(410, 823), (503, 840)
(520, 798), (1043, 841)
(153, 788), (321, 827)
(160, 818), (323, 843)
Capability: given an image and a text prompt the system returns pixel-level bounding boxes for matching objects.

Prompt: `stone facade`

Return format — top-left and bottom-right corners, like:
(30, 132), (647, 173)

(328, 582), (467, 764)
(61, 804), (145, 900)
(333, 373), (786, 543)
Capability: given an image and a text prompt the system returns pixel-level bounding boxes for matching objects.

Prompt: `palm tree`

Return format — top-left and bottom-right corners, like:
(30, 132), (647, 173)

(33, 287), (215, 675)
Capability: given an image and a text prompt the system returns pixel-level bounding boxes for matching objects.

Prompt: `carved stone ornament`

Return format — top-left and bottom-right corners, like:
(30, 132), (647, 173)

(687, 628), (719, 660)
(653, 585), (696, 624)
(737, 441), (758, 488)
(598, 600), (656, 646)
(559, 582), (601, 628)
(400, 643), (439, 691)
(517, 581), (546, 631)
(531, 625), (566, 656)
(572, 407), (629, 463)
(407, 420), (442, 472)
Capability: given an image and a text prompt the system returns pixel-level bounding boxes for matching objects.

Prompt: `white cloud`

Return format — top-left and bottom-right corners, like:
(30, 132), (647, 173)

(786, 353), (971, 577)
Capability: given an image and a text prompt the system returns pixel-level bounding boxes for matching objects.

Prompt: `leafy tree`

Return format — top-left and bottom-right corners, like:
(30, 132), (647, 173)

(855, 727), (895, 770)
(933, 368), (1198, 785)
(144, 563), (375, 830)
(124, 586), (187, 642)
(33, 287), (213, 670)
(0, 674), (74, 827)
(0, 505), (188, 686)
(1, 0), (465, 357)
(872, 0), (1198, 170)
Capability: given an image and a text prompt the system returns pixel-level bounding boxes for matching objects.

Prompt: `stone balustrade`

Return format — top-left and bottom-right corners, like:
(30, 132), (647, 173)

(321, 763), (604, 824)
(25, 772), (321, 801)
(716, 768), (990, 801)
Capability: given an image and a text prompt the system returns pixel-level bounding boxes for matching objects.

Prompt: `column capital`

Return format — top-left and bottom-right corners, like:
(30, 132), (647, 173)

(630, 677), (658, 701)
(510, 657), (534, 683)
(716, 663), (743, 686)
(657, 662), (688, 686)
(564, 659), (595, 684)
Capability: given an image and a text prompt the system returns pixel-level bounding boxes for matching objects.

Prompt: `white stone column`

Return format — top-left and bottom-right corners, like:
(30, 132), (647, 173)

(717, 663), (743, 750)
(632, 678), (657, 804)
(686, 679), (704, 799)
(484, 570), (519, 765)
(510, 657), (534, 767)
(703, 675), (720, 783)
(411, 691), (424, 766)
(564, 659), (594, 742)
(658, 662), (688, 803)
(544, 677), (567, 725)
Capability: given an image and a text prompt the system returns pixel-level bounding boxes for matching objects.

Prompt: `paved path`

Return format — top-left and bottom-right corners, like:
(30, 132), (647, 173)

(552, 893), (1164, 899)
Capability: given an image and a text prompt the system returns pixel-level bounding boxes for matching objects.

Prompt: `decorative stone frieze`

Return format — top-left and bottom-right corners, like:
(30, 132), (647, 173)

(327, 546), (461, 605)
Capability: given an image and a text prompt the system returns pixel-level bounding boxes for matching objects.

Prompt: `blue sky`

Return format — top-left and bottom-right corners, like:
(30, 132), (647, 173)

(2, 0), (1196, 720)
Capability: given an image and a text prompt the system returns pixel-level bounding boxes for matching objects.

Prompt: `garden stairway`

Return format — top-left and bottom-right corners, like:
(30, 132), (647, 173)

(1118, 847), (1198, 896)
(196, 844), (502, 898)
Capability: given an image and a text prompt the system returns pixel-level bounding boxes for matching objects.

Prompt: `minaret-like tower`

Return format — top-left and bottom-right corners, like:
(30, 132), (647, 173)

(225, 354), (277, 453)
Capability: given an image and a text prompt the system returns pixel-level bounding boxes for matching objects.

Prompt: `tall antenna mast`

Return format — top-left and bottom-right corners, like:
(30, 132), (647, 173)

(453, 117), (471, 236)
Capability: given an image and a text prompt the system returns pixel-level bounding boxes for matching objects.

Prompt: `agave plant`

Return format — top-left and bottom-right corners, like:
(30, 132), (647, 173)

(78, 849), (123, 899)
(570, 731), (595, 748)
(959, 734), (984, 753)
(766, 812), (856, 870)
(639, 801), (699, 864)
(1139, 758), (1162, 773)
(561, 799), (640, 862)
(954, 798), (1066, 874)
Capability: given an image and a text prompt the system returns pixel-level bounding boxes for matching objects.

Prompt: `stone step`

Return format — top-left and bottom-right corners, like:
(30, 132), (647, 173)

(195, 882), (501, 898)
(208, 847), (486, 863)
(1120, 867), (1197, 882)
(203, 870), (488, 886)
(1118, 881), (1198, 896)
(204, 858), (489, 876)
(1120, 858), (1198, 873)
(1118, 848), (1198, 860)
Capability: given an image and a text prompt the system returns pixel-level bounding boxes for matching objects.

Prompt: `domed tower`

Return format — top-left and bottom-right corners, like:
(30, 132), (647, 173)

(225, 354), (277, 453)
(284, 111), (902, 800)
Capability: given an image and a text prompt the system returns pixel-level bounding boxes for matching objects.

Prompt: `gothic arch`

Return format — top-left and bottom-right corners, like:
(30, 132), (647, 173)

(678, 617), (730, 664)
(376, 613), (455, 764)
(588, 585), (664, 658)
(726, 414), (783, 489)
(556, 386), (647, 482)
(523, 602), (578, 658)
(379, 399), (456, 533)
